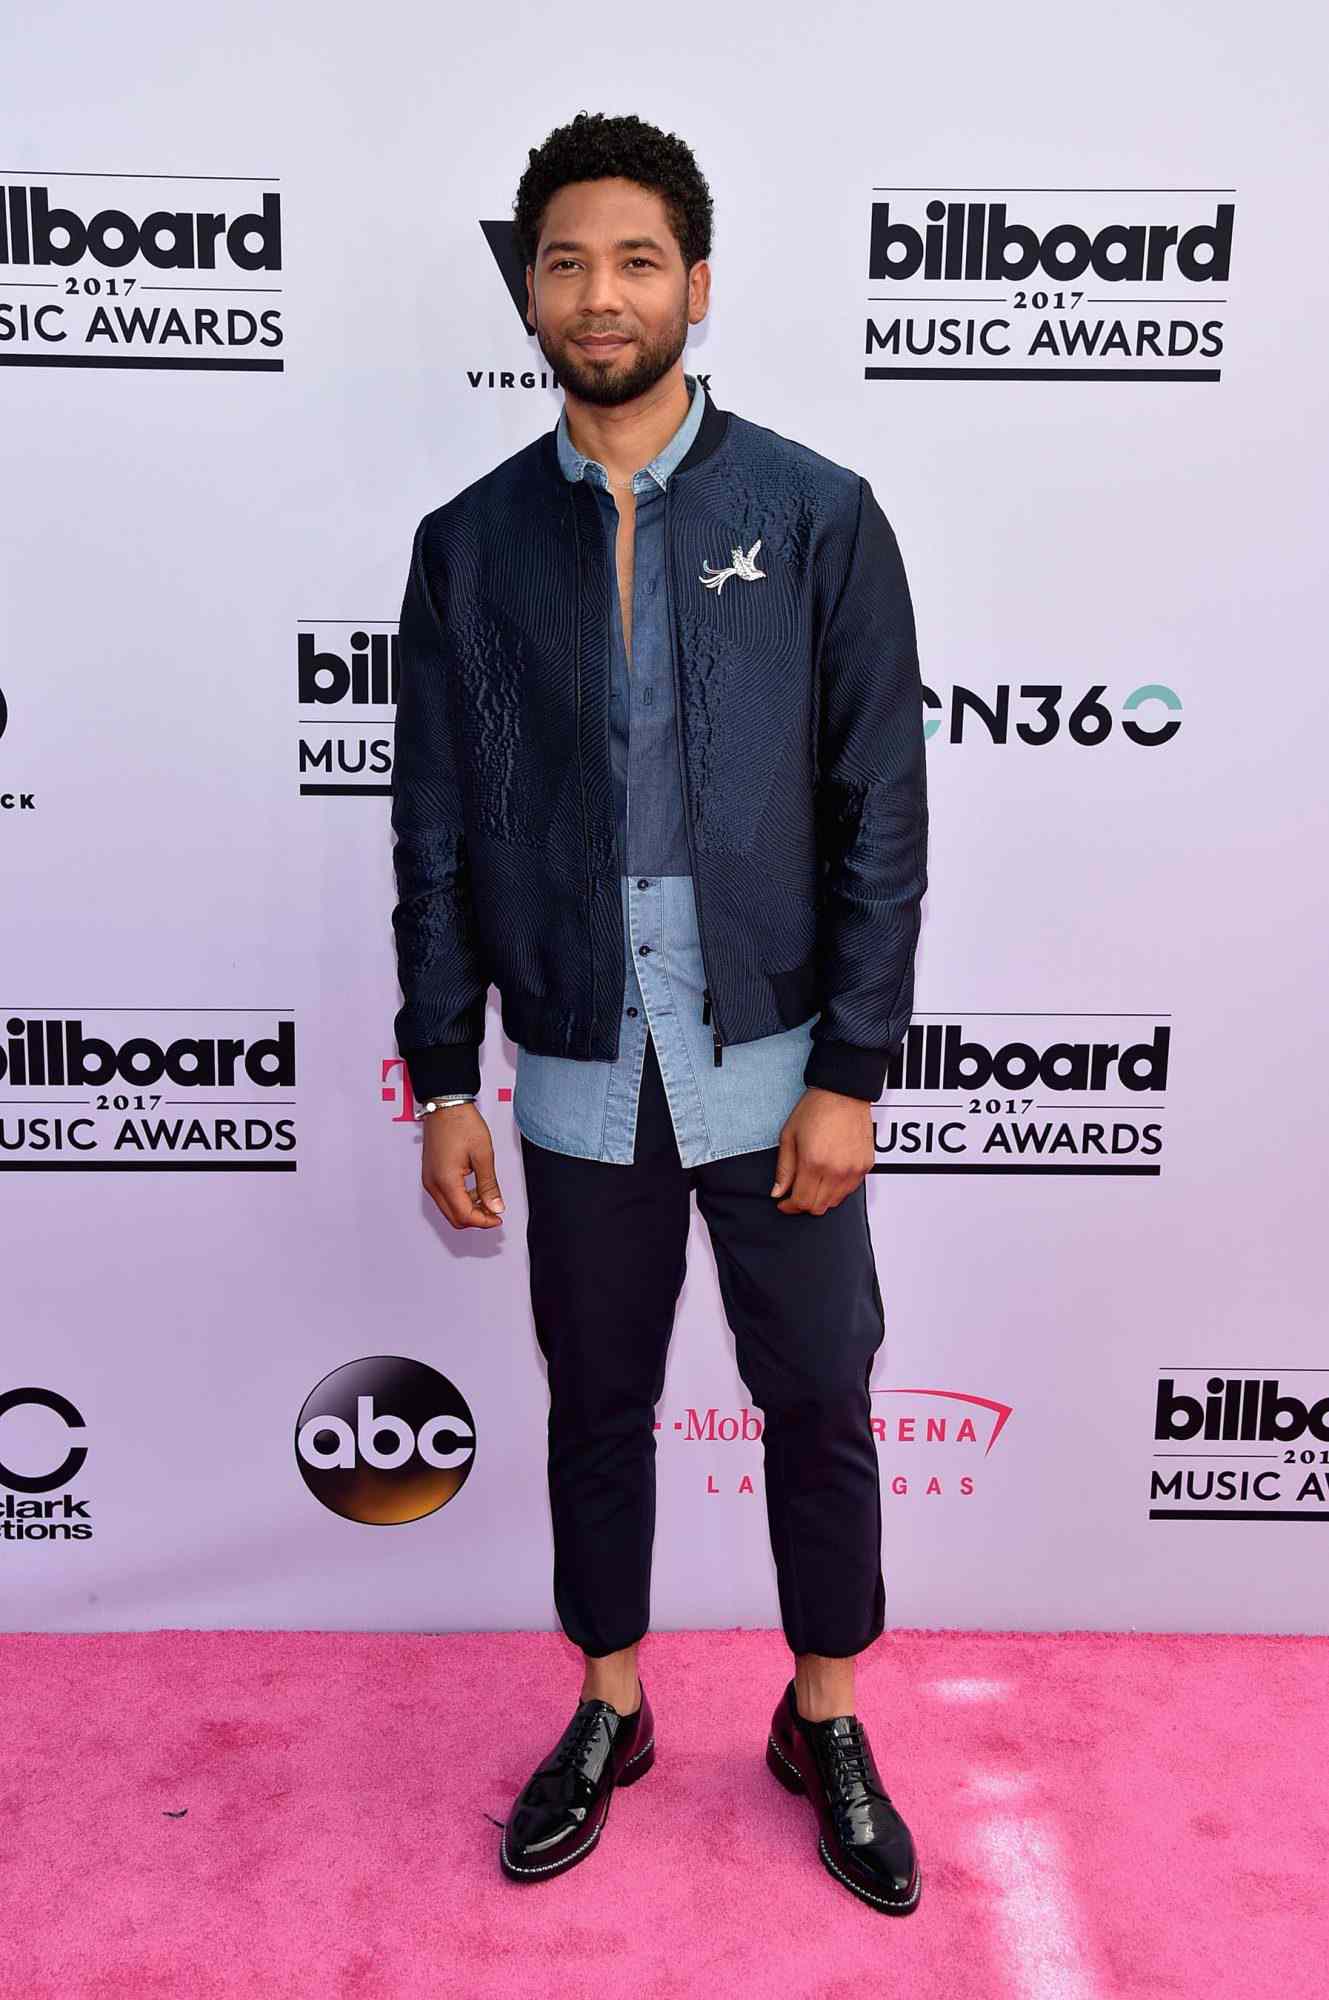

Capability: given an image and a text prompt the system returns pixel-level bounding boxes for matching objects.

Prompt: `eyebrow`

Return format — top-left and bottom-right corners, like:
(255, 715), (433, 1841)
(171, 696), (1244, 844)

(540, 237), (669, 259)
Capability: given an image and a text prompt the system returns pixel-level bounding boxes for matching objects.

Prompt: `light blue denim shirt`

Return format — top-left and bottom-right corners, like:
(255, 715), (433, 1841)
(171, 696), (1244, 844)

(511, 372), (819, 1167)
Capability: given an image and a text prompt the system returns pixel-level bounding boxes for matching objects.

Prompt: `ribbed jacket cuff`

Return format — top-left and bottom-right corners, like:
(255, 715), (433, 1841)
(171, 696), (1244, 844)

(803, 1037), (891, 1103)
(403, 1043), (482, 1101)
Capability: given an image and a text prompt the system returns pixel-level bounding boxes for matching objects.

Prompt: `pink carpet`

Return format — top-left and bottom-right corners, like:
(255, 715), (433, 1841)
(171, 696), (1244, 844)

(0, 1627), (1323, 1997)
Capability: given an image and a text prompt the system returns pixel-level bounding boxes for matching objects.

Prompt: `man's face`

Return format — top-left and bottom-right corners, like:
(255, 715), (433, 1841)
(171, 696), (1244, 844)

(525, 176), (708, 407)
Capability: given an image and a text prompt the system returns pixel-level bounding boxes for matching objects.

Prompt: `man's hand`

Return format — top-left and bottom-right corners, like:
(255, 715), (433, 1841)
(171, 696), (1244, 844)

(770, 1087), (876, 1214)
(420, 1103), (506, 1229)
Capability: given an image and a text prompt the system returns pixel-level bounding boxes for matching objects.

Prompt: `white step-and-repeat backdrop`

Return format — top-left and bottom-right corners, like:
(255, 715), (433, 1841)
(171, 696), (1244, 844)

(4, 2), (1327, 1636)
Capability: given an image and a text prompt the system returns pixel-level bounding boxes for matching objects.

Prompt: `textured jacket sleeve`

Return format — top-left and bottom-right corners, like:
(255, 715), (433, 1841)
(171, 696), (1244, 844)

(389, 512), (490, 1100)
(803, 476), (929, 1103)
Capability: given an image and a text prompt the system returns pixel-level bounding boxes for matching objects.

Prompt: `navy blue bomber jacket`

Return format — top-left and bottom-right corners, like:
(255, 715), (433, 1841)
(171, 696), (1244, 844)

(389, 377), (929, 1106)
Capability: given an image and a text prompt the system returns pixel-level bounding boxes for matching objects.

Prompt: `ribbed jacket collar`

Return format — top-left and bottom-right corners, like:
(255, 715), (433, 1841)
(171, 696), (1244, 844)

(539, 371), (729, 492)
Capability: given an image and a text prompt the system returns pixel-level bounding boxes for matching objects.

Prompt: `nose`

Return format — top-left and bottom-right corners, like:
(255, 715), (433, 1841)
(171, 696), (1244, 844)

(576, 261), (628, 317)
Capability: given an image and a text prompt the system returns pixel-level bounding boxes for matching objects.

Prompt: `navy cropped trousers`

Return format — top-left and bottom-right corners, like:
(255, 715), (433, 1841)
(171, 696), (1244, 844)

(518, 1027), (889, 1660)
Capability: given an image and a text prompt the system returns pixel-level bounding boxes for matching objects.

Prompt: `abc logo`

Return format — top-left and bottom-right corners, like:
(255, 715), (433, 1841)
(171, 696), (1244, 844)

(295, 1356), (476, 1524)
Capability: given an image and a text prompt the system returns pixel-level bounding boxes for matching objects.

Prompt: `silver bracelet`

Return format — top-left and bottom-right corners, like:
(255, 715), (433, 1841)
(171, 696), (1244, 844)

(417, 1093), (476, 1116)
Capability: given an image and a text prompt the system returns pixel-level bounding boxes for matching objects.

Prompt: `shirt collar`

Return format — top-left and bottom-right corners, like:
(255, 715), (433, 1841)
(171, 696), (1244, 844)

(555, 371), (706, 493)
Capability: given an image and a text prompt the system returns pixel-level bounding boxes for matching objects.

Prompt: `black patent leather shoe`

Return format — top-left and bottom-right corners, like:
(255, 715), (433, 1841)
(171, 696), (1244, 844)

(765, 1677), (921, 1914)
(499, 1679), (655, 1882)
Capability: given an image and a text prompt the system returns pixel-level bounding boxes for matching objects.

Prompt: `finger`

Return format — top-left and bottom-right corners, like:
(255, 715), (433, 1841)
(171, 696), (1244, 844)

(770, 1133), (797, 1197)
(780, 1165), (831, 1215)
(471, 1170), (505, 1219)
(470, 1140), (505, 1221)
(807, 1169), (833, 1214)
(428, 1166), (501, 1230)
(777, 1165), (816, 1214)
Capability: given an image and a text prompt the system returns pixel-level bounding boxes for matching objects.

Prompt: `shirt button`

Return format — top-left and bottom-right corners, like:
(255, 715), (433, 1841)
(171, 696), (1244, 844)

(626, 1006), (638, 1017)
(638, 944), (651, 956)
(637, 878), (650, 889)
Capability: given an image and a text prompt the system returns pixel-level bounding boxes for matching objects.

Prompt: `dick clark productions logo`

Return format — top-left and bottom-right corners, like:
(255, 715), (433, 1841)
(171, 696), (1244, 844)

(295, 1356), (476, 1524)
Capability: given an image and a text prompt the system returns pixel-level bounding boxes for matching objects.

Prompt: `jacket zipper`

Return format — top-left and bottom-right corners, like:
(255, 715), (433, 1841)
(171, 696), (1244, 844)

(610, 493), (632, 1043)
(577, 485), (627, 1060)
(603, 494), (627, 887)
(664, 478), (724, 1068)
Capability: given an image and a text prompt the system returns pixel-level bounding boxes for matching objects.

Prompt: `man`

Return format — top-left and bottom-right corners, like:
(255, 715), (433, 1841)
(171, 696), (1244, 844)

(390, 111), (928, 1915)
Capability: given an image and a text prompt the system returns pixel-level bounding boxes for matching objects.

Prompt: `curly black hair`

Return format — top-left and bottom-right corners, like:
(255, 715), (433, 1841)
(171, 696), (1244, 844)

(512, 110), (714, 274)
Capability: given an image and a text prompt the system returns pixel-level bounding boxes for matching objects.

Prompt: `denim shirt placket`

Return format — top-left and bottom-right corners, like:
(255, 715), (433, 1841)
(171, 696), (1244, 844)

(591, 469), (710, 1167)
(559, 386), (712, 1165)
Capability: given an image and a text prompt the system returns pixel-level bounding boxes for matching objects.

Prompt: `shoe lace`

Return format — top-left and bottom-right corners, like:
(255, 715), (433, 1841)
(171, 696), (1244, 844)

(518, 1700), (613, 1819)
(823, 1719), (887, 1805)
(554, 1700), (611, 1771)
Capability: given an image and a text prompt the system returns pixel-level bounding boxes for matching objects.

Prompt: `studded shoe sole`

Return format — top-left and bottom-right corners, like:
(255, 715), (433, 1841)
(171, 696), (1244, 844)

(499, 1723), (656, 1883)
(766, 1730), (922, 1915)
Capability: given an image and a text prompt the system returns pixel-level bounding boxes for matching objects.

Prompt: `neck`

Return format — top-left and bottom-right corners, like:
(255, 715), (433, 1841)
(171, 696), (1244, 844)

(562, 366), (691, 486)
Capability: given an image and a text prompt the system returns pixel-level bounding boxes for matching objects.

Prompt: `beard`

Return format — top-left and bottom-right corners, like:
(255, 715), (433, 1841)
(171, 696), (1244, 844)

(534, 301), (690, 407)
